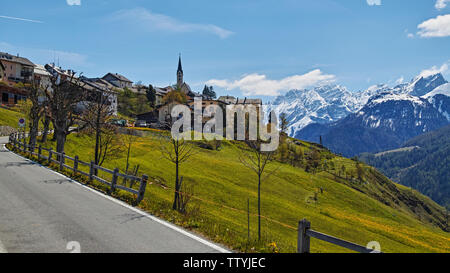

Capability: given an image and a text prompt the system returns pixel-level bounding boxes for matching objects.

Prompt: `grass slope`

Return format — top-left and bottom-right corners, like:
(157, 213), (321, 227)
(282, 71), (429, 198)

(43, 133), (450, 253)
(0, 106), (23, 129)
(2, 107), (449, 253)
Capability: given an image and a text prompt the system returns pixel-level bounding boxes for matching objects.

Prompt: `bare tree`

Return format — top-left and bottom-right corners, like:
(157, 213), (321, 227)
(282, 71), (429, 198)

(159, 134), (197, 211)
(239, 140), (279, 241)
(44, 73), (87, 155)
(78, 89), (115, 169)
(25, 82), (45, 150)
(122, 128), (138, 185)
(96, 124), (123, 166)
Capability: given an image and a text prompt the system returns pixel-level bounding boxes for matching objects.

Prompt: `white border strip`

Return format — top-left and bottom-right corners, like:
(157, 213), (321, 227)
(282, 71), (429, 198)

(2, 144), (230, 253)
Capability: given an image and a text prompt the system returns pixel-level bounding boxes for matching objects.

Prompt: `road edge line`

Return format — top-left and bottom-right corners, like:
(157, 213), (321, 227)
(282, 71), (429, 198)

(2, 144), (231, 253)
(0, 239), (7, 254)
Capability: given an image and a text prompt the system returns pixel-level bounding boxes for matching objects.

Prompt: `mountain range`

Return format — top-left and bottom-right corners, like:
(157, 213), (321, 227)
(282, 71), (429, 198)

(268, 72), (450, 157)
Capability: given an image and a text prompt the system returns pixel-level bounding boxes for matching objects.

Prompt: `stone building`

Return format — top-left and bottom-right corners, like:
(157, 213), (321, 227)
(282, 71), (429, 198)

(102, 72), (133, 89)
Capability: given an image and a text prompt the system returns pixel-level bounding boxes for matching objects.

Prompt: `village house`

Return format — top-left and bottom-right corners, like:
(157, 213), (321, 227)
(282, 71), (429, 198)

(45, 64), (77, 81)
(79, 77), (119, 116)
(0, 53), (34, 105)
(33, 64), (52, 89)
(0, 53), (36, 106)
(154, 86), (172, 107)
(44, 64), (118, 115)
(0, 85), (28, 105)
(102, 72), (133, 89)
(0, 52), (35, 85)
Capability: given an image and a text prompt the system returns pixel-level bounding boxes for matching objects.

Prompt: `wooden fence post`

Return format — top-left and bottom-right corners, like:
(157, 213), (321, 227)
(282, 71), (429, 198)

(59, 152), (65, 171)
(48, 148), (53, 164)
(38, 145), (42, 160)
(135, 174), (148, 206)
(73, 156), (79, 176)
(298, 219), (311, 253)
(110, 168), (119, 194)
(89, 161), (94, 183)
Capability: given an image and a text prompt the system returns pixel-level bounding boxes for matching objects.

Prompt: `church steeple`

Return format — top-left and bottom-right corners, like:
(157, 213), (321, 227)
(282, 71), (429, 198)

(177, 55), (183, 74)
(177, 54), (183, 89)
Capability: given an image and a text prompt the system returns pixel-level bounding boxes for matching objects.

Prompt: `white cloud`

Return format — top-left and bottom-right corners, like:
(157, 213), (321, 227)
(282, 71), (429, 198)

(419, 62), (449, 78)
(417, 14), (450, 38)
(395, 76), (405, 85)
(366, 0), (381, 6)
(66, 0), (81, 6)
(110, 8), (233, 39)
(435, 0), (450, 10)
(407, 33), (415, 38)
(0, 15), (43, 23)
(206, 70), (336, 96)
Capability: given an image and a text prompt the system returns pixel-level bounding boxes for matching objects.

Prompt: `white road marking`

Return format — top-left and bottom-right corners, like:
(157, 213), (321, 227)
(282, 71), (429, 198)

(2, 144), (230, 253)
(0, 238), (7, 253)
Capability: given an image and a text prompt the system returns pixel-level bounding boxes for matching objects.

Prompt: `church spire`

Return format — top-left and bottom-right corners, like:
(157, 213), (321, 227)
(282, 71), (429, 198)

(177, 54), (183, 73)
(177, 54), (183, 89)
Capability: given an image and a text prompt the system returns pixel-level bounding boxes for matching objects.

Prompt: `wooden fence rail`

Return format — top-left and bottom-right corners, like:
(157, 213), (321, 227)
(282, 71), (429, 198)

(9, 133), (148, 206)
(297, 219), (381, 253)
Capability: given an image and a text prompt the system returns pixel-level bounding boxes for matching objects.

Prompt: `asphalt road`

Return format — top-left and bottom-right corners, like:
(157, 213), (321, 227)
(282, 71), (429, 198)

(0, 137), (228, 253)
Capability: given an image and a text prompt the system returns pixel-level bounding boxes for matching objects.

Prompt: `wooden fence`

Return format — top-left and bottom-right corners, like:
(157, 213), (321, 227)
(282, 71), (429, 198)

(297, 219), (381, 253)
(8, 133), (148, 206)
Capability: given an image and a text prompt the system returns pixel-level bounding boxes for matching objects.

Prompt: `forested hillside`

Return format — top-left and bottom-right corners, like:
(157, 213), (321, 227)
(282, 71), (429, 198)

(361, 125), (450, 208)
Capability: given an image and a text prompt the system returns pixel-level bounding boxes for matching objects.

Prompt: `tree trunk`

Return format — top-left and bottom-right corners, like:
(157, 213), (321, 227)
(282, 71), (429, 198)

(56, 132), (65, 160)
(41, 115), (50, 143)
(28, 116), (40, 151)
(173, 160), (179, 210)
(258, 173), (261, 241)
(51, 120), (57, 142)
(55, 118), (66, 156)
(123, 143), (131, 186)
(94, 104), (101, 175)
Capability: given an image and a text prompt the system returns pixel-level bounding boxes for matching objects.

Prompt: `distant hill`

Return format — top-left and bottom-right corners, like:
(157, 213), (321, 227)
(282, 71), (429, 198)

(360, 125), (450, 208)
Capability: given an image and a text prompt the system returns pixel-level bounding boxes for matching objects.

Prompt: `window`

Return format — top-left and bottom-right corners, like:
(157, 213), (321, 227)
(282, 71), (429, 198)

(2, 92), (8, 103)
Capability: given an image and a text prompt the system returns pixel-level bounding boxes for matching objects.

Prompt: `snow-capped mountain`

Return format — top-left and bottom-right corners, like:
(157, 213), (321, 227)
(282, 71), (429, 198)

(266, 85), (375, 137)
(400, 73), (448, 97)
(423, 83), (450, 121)
(296, 91), (449, 157)
(268, 73), (449, 137)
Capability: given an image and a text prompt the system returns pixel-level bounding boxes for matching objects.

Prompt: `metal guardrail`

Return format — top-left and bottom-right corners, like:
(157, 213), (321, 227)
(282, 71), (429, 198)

(297, 219), (382, 253)
(8, 133), (148, 206)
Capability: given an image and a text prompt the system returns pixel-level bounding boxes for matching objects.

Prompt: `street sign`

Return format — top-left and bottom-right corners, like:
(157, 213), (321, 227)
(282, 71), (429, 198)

(18, 118), (25, 128)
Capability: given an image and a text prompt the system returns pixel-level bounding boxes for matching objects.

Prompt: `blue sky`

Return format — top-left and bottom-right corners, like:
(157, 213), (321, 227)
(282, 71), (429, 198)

(1, 0), (450, 101)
